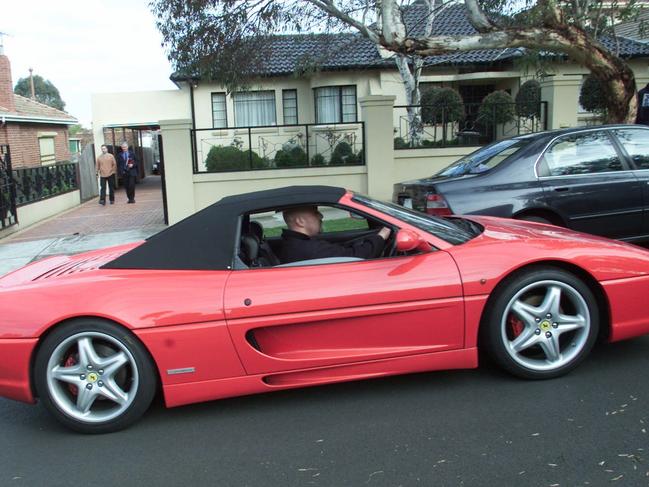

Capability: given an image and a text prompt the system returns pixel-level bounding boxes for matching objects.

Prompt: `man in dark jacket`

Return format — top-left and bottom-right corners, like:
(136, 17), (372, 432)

(276, 206), (391, 264)
(636, 83), (649, 125)
(118, 142), (138, 203)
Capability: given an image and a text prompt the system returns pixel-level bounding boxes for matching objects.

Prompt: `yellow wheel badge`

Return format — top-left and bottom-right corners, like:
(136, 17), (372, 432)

(87, 372), (98, 383)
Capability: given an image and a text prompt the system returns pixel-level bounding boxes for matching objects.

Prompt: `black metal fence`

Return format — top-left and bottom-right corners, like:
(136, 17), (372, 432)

(13, 162), (79, 206)
(191, 122), (365, 173)
(394, 101), (548, 149)
(0, 145), (17, 229)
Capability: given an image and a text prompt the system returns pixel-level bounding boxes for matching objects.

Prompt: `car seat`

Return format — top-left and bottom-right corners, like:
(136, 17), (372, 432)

(249, 221), (280, 267)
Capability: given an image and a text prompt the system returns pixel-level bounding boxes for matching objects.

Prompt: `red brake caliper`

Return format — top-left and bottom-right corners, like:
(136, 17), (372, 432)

(508, 315), (524, 338)
(64, 355), (79, 396)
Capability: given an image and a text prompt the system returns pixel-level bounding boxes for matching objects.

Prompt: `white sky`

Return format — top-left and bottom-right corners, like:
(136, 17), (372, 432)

(2, 0), (176, 127)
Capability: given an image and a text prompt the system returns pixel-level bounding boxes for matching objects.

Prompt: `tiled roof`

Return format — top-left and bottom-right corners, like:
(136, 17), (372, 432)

(0, 94), (77, 123)
(172, 3), (649, 80)
(614, 10), (649, 42)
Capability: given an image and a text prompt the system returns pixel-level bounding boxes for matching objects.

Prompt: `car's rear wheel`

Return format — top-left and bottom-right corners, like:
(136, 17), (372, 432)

(34, 320), (156, 433)
(482, 267), (598, 379)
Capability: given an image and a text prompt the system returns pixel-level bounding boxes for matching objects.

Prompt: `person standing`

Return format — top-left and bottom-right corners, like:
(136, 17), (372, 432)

(96, 144), (117, 205)
(118, 142), (138, 204)
(636, 82), (649, 125)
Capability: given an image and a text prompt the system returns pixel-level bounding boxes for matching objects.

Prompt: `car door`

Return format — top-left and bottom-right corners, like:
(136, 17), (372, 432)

(537, 129), (642, 240)
(223, 251), (464, 375)
(610, 127), (649, 240)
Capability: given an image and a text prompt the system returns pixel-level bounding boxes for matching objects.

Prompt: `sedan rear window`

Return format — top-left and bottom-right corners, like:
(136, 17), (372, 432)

(436, 139), (530, 177)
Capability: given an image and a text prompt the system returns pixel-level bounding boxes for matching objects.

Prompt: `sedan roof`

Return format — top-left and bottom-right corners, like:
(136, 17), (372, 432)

(102, 186), (347, 270)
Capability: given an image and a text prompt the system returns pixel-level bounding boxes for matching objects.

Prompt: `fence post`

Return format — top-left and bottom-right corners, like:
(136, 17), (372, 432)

(359, 95), (396, 202)
(540, 74), (581, 129)
(159, 119), (195, 225)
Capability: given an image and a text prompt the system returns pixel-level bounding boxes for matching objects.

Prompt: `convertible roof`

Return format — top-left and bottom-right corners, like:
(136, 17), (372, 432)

(102, 185), (347, 270)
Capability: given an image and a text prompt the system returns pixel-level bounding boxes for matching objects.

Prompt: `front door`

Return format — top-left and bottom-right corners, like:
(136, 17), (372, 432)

(609, 127), (649, 240)
(224, 251), (464, 375)
(537, 130), (643, 240)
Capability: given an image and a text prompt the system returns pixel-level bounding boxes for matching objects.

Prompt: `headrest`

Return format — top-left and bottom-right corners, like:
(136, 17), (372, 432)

(250, 221), (264, 241)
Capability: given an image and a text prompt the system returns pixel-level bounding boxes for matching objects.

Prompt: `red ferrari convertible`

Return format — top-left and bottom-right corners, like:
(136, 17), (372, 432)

(2, 186), (649, 433)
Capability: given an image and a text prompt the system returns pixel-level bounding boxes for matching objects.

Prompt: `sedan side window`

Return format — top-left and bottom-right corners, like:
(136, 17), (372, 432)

(539, 131), (622, 177)
(613, 128), (649, 170)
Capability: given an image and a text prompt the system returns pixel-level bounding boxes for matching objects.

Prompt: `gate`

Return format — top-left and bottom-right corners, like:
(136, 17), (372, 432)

(0, 144), (17, 229)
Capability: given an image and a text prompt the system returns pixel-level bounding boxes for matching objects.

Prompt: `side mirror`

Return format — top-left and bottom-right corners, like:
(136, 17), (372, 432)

(395, 229), (430, 252)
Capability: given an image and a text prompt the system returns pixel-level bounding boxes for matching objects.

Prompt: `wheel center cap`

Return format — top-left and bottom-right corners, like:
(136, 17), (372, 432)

(87, 372), (99, 383)
(540, 320), (552, 331)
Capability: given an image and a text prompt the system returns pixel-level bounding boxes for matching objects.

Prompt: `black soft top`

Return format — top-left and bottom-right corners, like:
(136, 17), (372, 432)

(102, 185), (347, 270)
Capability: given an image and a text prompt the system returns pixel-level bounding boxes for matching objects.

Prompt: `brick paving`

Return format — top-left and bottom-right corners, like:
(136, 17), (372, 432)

(4, 176), (166, 243)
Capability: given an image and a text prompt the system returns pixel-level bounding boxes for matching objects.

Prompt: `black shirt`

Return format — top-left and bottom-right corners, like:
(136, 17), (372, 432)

(637, 84), (649, 125)
(277, 229), (386, 264)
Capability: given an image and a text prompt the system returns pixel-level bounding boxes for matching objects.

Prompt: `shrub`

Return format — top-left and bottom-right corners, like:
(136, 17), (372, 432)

(330, 141), (359, 165)
(516, 80), (542, 118)
(274, 145), (308, 168)
(421, 87), (464, 124)
(394, 137), (409, 149)
(310, 153), (327, 166)
(478, 90), (516, 126)
(205, 144), (266, 172)
(579, 75), (607, 114)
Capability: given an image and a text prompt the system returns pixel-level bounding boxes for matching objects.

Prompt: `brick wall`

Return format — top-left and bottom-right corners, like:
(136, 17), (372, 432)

(0, 123), (71, 168)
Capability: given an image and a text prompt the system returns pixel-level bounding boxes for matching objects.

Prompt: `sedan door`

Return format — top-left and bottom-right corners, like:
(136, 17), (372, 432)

(610, 127), (649, 240)
(537, 130), (642, 240)
(223, 251), (464, 375)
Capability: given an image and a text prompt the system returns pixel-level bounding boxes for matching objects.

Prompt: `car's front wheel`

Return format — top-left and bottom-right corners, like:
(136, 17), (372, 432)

(34, 319), (156, 433)
(482, 267), (599, 379)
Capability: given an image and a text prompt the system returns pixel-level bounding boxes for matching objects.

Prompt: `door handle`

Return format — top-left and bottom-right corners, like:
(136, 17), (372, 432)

(554, 187), (570, 192)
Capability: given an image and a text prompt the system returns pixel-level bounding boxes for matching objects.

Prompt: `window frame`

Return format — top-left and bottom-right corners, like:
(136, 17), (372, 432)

(211, 92), (228, 129)
(536, 129), (627, 178)
(282, 89), (298, 125)
(612, 127), (649, 171)
(233, 90), (277, 127)
(314, 85), (358, 124)
(38, 135), (56, 165)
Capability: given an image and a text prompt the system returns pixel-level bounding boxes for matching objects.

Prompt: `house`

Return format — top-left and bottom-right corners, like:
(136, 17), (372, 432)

(0, 47), (80, 233)
(91, 3), (649, 224)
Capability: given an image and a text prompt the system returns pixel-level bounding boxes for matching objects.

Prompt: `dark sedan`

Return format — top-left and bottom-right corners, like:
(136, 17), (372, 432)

(394, 124), (649, 242)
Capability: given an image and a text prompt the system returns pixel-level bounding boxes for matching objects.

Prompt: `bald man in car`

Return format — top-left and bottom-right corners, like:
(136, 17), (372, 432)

(276, 205), (391, 264)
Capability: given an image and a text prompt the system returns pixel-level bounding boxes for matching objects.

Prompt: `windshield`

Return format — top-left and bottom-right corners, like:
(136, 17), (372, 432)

(436, 138), (530, 177)
(352, 194), (479, 245)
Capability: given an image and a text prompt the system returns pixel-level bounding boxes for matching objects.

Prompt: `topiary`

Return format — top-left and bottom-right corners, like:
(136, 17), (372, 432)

(310, 153), (327, 166)
(394, 137), (409, 149)
(274, 145), (308, 168)
(579, 75), (607, 114)
(478, 90), (516, 126)
(516, 80), (542, 118)
(421, 87), (464, 124)
(330, 141), (355, 165)
(205, 145), (266, 171)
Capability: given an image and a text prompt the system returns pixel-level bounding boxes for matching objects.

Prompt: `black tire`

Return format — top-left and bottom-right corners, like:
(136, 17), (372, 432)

(34, 319), (156, 433)
(481, 266), (599, 380)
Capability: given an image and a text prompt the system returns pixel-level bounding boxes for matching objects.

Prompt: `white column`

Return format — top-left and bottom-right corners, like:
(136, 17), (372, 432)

(159, 119), (195, 224)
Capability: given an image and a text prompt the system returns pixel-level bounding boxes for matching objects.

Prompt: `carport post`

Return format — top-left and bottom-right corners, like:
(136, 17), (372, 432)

(359, 95), (396, 202)
(159, 119), (195, 225)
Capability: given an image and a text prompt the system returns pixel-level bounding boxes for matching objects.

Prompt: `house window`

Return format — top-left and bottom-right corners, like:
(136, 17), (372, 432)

(39, 135), (56, 165)
(314, 86), (357, 123)
(283, 89), (298, 125)
(233, 90), (276, 127)
(212, 93), (227, 128)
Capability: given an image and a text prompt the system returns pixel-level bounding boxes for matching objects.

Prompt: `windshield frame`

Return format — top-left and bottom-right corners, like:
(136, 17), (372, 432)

(351, 193), (479, 245)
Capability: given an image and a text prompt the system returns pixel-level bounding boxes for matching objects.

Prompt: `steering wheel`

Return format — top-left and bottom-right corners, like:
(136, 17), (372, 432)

(343, 229), (396, 257)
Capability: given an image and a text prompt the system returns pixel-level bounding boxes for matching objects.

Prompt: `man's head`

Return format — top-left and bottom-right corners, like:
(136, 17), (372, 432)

(121, 142), (128, 152)
(100, 144), (108, 154)
(283, 206), (323, 237)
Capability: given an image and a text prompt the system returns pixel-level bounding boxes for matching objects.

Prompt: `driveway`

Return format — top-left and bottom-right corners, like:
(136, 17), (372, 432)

(0, 176), (166, 276)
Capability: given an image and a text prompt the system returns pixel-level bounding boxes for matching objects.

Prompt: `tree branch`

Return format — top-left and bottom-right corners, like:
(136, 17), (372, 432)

(304, 0), (382, 44)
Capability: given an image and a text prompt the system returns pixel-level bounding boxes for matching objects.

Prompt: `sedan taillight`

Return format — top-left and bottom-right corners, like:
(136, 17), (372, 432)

(425, 193), (452, 216)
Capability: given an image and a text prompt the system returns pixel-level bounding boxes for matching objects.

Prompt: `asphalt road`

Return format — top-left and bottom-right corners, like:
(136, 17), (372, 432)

(2, 337), (648, 487)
